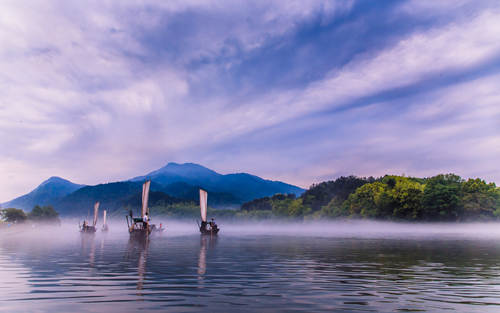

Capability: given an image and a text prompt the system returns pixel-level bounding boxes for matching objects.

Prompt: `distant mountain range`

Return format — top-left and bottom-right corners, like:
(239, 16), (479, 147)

(1, 163), (304, 216)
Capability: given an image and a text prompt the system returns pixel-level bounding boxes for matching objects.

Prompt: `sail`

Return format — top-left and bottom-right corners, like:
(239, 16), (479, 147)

(199, 189), (208, 222)
(93, 202), (100, 226)
(142, 180), (151, 218)
(103, 210), (107, 226)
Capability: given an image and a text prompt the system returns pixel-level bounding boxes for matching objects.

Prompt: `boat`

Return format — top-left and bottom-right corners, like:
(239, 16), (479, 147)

(151, 222), (165, 234)
(126, 180), (159, 237)
(80, 202), (99, 233)
(198, 189), (219, 235)
(102, 210), (109, 232)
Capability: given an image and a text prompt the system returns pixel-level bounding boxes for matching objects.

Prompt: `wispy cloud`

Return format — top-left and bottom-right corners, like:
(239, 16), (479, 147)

(0, 0), (499, 200)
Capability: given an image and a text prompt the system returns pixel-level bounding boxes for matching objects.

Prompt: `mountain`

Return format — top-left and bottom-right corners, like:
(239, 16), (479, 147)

(160, 181), (242, 207)
(53, 181), (180, 217)
(131, 162), (304, 202)
(3, 162), (305, 216)
(131, 163), (221, 187)
(1, 176), (85, 211)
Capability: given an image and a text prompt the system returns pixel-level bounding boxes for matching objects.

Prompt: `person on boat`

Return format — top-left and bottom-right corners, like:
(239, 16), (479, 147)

(209, 218), (218, 231)
(82, 220), (87, 231)
(143, 212), (149, 230)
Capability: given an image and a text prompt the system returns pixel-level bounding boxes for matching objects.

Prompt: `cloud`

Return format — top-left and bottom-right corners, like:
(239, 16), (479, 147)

(0, 0), (499, 200)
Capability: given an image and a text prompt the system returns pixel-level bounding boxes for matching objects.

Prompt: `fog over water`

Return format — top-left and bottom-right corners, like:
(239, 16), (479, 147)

(2, 220), (500, 312)
(5, 219), (500, 241)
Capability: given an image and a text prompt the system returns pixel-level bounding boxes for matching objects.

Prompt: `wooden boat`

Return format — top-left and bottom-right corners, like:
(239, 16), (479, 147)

(102, 210), (109, 232)
(80, 202), (99, 233)
(198, 189), (219, 235)
(151, 223), (165, 234)
(126, 180), (159, 237)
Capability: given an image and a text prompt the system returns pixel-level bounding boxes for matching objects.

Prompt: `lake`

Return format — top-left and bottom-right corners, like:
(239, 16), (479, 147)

(2, 221), (500, 312)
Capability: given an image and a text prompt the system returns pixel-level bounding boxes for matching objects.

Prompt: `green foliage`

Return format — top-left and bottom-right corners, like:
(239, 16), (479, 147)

(304, 175), (444, 221)
(151, 202), (202, 218)
(1, 208), (27, 223)
(288, 198), (312, 217)
(271, 195), (294, 216)
(301, 176), (373, 211)
(422, 174), (463, 221)
(344, 182), (387, 218)
(150, 202), (239, 220)
(461, 178), (499, 220)
(28, 205), (60, 223)
(241, 194), (295, 211)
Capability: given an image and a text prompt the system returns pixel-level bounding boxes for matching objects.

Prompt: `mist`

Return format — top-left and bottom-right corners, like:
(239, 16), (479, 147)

(4, 219), (500, 243)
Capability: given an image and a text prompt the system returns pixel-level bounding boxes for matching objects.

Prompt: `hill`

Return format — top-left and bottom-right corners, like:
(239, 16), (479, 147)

(1, 177), (85, 211)
(131, 162), (304, 202)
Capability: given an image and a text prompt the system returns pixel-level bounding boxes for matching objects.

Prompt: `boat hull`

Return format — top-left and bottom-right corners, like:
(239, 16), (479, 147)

(200, 228), (219, 235)
(129, 228), (151, 237)
(80, 226), (96, 233)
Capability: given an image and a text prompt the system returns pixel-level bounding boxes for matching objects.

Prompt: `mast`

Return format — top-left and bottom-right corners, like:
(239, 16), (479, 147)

(142, 180), (151, 218)
(199, 189), (208, 222)
(103, 210), (107, 226)
(93, 202), (100, 227)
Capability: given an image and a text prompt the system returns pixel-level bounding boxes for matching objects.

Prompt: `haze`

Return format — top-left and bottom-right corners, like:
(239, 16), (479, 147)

(5, 220), (500, 243)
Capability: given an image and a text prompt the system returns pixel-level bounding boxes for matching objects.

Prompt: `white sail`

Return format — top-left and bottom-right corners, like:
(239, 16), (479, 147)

(93, 202), (100, 226)
(199, 189), (208, 222)
(103, 210), (107, 226)
(142, 180), (151, 218)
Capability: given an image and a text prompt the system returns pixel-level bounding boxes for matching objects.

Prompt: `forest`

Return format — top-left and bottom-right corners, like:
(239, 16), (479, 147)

(236, 174), (500, 221)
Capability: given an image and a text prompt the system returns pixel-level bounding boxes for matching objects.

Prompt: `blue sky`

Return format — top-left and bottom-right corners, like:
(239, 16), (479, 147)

(1, 0), (500, 201)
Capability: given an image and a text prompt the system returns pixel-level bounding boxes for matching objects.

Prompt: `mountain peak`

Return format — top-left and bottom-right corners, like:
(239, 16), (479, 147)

(153, 162), (219, 176)
(2, 176), (85, 210)
(163, 162), (209, 169)
(41, 176), (69, 185)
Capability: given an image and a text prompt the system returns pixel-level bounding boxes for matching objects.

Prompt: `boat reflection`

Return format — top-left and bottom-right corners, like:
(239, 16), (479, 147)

(126, 235), (150, 293)
(197, 235), (218, 281)
(80, 234), (96, 267)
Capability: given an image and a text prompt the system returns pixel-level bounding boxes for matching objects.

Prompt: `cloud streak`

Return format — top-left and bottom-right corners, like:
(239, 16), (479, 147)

(0, 0), (499, 200)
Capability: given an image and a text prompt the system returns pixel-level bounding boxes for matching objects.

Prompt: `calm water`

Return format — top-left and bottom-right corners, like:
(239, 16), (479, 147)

(2, 222), (500, 312)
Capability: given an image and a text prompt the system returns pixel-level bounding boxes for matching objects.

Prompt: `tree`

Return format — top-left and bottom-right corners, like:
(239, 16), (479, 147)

(422, 174), (463, 221)
(382, 176), (424, 220)
(338, 176), (424, 220)
(461, 179), (500, 220)
(28, 205), (60, 223)
(288, 199), (311, 217)
(344, 182), (386, 218)
(271, 196), (295, 216)
(1, 208), (27, 223)
(301, 176), (373, 212)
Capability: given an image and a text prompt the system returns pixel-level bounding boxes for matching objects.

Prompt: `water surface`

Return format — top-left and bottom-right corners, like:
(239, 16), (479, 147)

(2, 221), (500, 312)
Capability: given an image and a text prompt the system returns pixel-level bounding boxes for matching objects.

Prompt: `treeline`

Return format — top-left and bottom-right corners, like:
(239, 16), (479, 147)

(239, 174), (500, 221)
(149, 202), (241, 219)
(0, 205), (60, 224)
(6, 174), (497, 223)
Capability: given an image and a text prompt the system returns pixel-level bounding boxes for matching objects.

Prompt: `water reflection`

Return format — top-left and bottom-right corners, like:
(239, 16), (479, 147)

(2, 226), (500, 312)
(80, 233), (96, 267)
(126, 236), (150, 293)
(197, 235), (218, 278)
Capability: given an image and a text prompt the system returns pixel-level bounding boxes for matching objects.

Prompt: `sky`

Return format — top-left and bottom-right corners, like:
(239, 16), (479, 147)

(1, 0), (500, 201)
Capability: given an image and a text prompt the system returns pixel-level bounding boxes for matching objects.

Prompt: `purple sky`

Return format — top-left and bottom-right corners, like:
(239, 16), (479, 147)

(1, 0), (500, 201)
